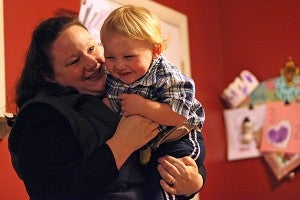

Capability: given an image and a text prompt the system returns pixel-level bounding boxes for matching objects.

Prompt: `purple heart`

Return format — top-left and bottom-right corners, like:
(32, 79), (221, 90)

(268, 126), (288, 143)
(245, 74), (253, 83)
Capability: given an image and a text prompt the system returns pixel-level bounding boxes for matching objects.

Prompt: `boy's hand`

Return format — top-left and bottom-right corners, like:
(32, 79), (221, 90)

(119, 94), (145, 116)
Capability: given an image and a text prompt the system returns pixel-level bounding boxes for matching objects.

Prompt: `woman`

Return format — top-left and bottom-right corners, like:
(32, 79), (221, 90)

(8, 15), (205, 199)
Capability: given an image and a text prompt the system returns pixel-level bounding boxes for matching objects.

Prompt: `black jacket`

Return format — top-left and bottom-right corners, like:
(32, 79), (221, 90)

(9, 85), (165, 199)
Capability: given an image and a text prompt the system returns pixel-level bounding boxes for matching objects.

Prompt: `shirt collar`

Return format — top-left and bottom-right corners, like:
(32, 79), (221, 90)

(130, 56), (162, 87)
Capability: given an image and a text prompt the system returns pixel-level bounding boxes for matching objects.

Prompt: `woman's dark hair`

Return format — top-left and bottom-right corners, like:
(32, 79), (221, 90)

(16, 15), (87, 108)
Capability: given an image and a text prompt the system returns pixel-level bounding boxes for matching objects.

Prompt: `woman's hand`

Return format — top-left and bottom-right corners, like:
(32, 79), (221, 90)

(157, 155), (203, 197)
(107, 115), (159, 169)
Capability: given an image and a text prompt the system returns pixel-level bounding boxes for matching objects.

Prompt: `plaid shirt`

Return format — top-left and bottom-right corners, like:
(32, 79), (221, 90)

(105, 56), (205, 130)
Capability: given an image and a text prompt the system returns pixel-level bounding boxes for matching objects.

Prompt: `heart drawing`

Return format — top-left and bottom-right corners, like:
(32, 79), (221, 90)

(266, 120), (291, 149)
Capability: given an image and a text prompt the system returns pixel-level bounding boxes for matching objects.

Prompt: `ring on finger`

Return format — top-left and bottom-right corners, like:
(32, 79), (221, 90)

(168, 178), (176, 187)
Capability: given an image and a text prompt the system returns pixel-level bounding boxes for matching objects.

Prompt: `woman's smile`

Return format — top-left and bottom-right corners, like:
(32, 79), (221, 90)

(85, 64), (105, 81)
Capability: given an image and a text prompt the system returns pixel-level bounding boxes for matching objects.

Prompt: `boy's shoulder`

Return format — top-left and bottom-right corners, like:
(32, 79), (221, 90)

(154, 56), (185, 76)
(154, 57), (193, 82)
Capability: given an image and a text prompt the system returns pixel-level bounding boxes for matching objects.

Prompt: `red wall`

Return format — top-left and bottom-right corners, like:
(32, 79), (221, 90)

(2, 0), (300, 199)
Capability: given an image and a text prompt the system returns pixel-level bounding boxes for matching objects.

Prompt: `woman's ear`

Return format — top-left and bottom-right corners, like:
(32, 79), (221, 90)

(45, 74), (56, 83)
(152, 44), (162, 59)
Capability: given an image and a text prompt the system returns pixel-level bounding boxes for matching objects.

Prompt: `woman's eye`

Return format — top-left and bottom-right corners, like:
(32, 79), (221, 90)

(69, 58), (79, 66)
(88, 45), (95, 53)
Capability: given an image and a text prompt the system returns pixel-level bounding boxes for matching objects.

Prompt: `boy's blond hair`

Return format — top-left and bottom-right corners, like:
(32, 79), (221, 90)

(100, 5), (167, 51)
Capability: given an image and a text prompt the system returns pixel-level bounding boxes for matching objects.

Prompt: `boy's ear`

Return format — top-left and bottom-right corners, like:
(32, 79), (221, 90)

(152, 44), (162, 59)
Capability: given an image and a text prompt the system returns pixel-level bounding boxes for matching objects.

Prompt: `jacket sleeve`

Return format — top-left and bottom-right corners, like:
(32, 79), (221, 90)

(9, 103), (119, 198)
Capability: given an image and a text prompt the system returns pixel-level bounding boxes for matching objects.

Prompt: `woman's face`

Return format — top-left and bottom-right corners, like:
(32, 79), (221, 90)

(51, 25), (106, 96)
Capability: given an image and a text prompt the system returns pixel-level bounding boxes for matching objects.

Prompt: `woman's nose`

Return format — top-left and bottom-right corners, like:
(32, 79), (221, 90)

(84, 55), (98, 71)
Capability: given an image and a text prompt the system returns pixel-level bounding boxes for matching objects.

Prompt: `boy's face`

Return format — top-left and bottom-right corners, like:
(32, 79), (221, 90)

(102, 33), (154, 85)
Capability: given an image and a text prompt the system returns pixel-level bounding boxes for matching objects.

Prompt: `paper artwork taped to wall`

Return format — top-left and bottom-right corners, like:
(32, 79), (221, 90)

(263, 152), (300, 180)
(79, 0), (121, 44)
(260, 101), (300, 154)
(248, 58), (300, 105)
(223, 104), (265, 161)
(222, 70), (259, 109)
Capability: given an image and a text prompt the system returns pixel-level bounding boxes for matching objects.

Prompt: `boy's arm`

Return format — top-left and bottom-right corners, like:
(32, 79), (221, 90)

(119, 94), (185, 126)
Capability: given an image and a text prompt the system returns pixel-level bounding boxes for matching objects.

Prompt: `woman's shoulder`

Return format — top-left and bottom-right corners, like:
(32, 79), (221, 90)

(10, 103), (69, 140)
(8, 102), (72, 156)
(18, 102), (66, 123)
